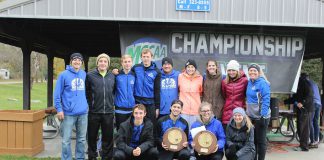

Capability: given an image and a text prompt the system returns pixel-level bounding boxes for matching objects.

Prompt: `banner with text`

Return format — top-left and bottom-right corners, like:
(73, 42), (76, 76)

(120, 25), (305, 93)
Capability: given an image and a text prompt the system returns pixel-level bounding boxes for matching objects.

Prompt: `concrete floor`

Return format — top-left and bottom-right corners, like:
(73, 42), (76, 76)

(36, 117), (324, 159)
(36, 134), (324, 160)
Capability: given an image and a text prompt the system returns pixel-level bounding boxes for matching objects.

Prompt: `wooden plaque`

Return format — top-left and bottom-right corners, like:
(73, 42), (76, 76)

(193, 130), (218, 155)
(162, 127), (187, 152)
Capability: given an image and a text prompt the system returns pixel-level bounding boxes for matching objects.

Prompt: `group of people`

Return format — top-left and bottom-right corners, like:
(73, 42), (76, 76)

(54, 48), (272, 160)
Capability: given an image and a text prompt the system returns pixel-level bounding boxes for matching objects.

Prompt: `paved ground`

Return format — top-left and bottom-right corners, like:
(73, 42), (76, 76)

(37, 131), (324, 160)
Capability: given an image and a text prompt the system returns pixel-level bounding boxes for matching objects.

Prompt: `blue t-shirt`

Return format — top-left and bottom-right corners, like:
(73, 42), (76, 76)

(130, 123), (144, 148)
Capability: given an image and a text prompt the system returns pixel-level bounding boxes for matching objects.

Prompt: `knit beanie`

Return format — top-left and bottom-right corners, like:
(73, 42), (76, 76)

(185, 59), (197, 69)
(70, 53), (83, 62)
(248, 63), (260, 72)
(233, 107), (246, 116)
(227, 60), (240, 71)
(162, 57), (173, 66)
(96, 53), (110, 66)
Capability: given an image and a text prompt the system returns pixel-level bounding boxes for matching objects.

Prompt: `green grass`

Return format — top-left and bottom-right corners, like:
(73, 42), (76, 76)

(0, 82), (53, 110)
(0, 155), (59, 160)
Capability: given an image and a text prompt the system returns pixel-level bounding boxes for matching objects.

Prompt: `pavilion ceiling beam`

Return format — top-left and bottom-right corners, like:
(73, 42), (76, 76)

(0, 21), (76, 57)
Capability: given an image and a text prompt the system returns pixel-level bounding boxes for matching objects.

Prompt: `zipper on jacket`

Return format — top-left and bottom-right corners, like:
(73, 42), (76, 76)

(127, 74), (129, 108)
(103, 75), (106, 114)
(142, 69), (145, 97)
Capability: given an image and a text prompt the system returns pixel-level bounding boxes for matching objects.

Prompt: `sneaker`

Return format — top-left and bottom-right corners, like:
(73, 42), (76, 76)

(293, 147), (309, 152)
(309, 142), (319, 149)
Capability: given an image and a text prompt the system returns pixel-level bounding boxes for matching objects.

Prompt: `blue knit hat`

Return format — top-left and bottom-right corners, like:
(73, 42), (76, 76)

(233, 107), (246, 116)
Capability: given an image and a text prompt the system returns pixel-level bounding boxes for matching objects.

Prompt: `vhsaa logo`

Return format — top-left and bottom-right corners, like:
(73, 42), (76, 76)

(125, 37), (167, 64)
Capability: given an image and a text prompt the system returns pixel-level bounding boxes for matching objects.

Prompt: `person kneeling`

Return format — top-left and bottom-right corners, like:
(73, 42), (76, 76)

(189, 102), (226, 160)
(225, 107), (255, 160)
(156, 99), (191, 160)
(114, 104), (158, 160)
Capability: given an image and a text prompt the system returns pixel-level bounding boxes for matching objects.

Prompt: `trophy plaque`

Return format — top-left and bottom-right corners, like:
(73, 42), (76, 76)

(162, 127), (187, 152)
(193, 130), (218, 155)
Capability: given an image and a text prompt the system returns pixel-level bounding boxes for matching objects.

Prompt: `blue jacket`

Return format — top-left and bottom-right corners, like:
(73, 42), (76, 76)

(132, 62), (161, 107)
(159, 69), (180, 115)
(54, 65), (88, 115)
(246, 77), (271, 119)
(156, 115), (189, 148)
(114, 70), (136, 114)
(309, 79), (322, 106)
(189, 118), (226, 151)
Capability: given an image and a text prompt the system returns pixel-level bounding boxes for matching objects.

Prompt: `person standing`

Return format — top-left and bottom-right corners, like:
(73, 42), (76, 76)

(132, 48), (161, 125)
(114, 104), (158, 160)
(294, 73), (314, 152)
(222, 60), (248, 130)
(308, 78), (322, 148)
(159, 57), (180, 118)
(246, 63), (271, 160)
(225, 107), (255, 160)
(86, 53), (115, 160)
(156, 99), (190, 160)
(115, 55), (136, 130)
(179, 59), (203, 128)
(54, 53), (88, 160)
(202, 59), (224, 120)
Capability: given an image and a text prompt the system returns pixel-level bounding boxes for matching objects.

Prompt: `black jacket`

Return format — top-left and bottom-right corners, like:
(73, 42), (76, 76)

(86, 68), (115, 114)
(296, 76), (314, 112)
(226, 118), (255, 159)
(115, 116), (155, 155)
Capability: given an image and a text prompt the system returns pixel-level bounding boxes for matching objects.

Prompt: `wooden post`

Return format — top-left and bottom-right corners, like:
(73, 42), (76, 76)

(321, 57), (324, 129)
(64, 56), (70, 67)
(21, 42), (31, 110)
(47, 54), (54, 107)
(84, 56), (89, 72)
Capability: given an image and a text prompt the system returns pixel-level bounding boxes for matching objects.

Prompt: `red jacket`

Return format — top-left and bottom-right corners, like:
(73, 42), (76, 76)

(221, 71), (248, 124)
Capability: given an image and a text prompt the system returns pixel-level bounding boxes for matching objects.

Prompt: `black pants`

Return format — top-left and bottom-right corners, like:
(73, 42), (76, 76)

(87, 113), (114, 160)
(252, 118), (270, 160)
(158, 148), (190, 160)
(113, 147), (158, 160)
(297, 109), (311, 149)
(115, 113), (131, 130)
(195, 151), (224, 160)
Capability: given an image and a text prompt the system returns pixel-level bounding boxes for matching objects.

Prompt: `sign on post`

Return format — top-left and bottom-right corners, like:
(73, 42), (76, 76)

(176, 0), (210, 12)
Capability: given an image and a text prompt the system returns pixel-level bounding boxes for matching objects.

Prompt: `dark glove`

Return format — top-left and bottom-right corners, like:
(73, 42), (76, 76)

(226, 147), (238, 160)
(226, 144), (237, 159)
(229, 144), (237, 154)
(232, 154), (238, 160)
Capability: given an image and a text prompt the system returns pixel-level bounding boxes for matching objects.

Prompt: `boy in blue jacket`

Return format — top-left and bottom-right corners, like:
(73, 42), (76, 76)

(159, 57), (180, 118)
(115, 55), (136, 129)
(54, 53), (88, 160)
(156, 99), (190, 160)
(132, 48), (161, 125)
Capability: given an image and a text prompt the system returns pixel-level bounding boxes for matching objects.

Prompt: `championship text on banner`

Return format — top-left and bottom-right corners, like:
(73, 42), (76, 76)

(119, 25), (305, 93)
